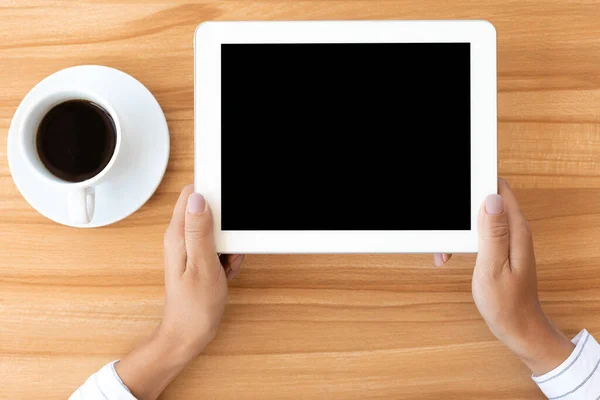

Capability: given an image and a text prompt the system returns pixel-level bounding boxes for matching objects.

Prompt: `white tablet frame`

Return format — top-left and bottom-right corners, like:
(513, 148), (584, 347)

(194, 20), (497, 253)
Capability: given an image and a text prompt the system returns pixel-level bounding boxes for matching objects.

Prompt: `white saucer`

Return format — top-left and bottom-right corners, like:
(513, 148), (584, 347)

(7, 65), (170, 228)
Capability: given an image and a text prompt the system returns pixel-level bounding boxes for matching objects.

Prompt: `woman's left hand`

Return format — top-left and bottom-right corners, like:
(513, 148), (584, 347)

(433, 253), (452, 267)
(115, 184), (244, 400)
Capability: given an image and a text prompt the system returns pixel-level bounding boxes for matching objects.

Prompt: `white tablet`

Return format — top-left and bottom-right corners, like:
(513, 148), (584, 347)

(194, 20), (497, 254)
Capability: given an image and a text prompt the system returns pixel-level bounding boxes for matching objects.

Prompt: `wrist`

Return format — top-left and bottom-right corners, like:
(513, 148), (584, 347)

(510, 318), (575, 376)
(115, 324), (203, 400)
(155, 322), (213, 364)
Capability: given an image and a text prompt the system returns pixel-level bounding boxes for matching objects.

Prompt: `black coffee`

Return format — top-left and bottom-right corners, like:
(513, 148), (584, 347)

(36, 100), (117, 182)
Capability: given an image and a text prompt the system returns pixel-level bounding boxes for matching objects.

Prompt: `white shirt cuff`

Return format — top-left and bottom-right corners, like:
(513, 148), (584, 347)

(532, 329), (600, 399)
(69, 360), (137, 400)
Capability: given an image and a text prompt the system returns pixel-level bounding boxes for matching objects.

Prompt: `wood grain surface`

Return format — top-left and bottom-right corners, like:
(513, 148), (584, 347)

(1, 1), (600, 399)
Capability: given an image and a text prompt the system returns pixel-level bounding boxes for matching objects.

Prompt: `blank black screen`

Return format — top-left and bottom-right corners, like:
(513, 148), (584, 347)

(221, 43), (471, 230)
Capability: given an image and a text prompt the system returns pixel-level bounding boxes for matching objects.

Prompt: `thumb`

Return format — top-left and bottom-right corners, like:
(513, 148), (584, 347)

(476, 194), (510, 276)
(185, 192), (220, 279)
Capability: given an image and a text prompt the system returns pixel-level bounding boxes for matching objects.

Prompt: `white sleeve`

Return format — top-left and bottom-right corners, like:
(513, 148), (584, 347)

(69, 361), (137, 400)
(533, 329), (600, 399)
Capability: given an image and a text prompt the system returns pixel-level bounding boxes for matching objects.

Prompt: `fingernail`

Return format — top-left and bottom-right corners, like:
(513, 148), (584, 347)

(485, 194), (504, 215)
(187, 193), (206, 214)
(442, 254), (450, 263)
(434, 253), (444, 267)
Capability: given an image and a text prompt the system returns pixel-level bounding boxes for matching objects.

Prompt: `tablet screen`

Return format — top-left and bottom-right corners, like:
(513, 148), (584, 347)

(221, 43), (471, 231)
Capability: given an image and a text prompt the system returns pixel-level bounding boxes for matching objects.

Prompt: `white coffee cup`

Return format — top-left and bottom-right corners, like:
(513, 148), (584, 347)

(19, 90), (122, 225)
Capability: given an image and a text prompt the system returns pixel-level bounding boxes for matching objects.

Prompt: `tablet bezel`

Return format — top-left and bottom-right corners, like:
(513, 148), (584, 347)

(194, 20), (497, 253)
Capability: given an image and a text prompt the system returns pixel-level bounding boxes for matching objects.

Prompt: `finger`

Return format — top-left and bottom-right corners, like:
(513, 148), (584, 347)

(167, 184), (195, 235)
(224, 254), (244, 271)
(433, 253), (452, 267)
(164, 185), (195, 278)
(184, 192), (221, 280)
(227, 267), (241, 280)
(230, 255), (244, 271)
(497, 179), (535, 269)
(219, 254), (240, 268)
(476, 193), (510, 277)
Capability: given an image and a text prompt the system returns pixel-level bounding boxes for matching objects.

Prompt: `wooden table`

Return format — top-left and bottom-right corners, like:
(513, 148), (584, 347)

(1, 1), (599, 399)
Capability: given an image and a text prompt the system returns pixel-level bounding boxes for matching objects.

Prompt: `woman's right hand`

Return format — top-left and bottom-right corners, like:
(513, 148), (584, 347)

(473, 179), (574, 376)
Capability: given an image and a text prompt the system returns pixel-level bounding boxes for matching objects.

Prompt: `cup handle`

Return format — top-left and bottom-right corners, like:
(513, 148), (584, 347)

(68, 187), (95, 224)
